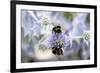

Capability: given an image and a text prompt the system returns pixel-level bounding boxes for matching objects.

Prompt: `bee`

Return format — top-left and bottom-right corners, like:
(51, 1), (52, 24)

(52, 46), (63, 55)
(52, 25), (62, 33)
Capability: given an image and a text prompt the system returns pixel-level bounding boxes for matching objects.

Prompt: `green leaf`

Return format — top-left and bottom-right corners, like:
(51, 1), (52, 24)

(63, 12), (76, 22)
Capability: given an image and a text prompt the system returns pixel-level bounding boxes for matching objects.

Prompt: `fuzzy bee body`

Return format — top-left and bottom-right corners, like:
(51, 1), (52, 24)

(52, 47), (63, 55)
(52, 26), (62, 33)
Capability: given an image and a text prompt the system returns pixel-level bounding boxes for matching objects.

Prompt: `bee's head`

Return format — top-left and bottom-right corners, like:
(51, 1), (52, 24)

(52, 25), (62, 33)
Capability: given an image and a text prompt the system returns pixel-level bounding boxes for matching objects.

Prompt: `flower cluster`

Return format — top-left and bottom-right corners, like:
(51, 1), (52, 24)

(48, 26), (70, 55)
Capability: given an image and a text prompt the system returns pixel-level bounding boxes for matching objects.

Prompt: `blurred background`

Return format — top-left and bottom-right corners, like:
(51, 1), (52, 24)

(21, 10), (90, 63)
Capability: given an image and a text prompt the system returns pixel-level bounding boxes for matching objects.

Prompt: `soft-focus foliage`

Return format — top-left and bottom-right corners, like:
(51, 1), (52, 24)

(63, 12), (76, 22)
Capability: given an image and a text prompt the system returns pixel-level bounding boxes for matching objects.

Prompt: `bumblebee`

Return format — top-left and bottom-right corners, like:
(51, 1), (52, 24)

(52, 25), (62, 33)
(52, 46), (63, 55)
